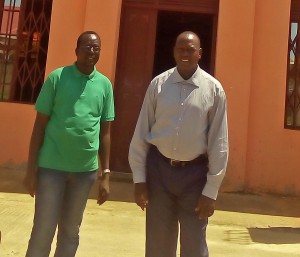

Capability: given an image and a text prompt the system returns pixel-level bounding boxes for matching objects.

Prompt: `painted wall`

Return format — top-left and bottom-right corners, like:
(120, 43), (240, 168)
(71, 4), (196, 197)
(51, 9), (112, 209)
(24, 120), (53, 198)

(215, 0), (256, 192)
(215, 0), (300, 196)
(45, 0), (122, 82)
(0, 102), (35, 168)
(246, 0), (300, 195)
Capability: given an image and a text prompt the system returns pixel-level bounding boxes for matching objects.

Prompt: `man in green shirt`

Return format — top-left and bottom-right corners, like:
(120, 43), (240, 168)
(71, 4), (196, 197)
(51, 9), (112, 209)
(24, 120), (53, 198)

(23, 31), (115, 257)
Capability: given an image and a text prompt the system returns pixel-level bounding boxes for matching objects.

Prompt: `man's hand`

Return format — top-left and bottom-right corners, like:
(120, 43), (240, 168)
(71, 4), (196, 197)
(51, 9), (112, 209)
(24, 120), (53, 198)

(97, 173), (110, 205)
(23, 168), (37, 197)
(195, 195), (215, 219)
(134, 183), (149, 211)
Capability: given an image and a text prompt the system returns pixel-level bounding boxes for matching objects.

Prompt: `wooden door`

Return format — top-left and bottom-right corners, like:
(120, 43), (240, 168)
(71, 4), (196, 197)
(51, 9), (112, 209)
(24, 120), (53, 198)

(111, 5), (157, 172)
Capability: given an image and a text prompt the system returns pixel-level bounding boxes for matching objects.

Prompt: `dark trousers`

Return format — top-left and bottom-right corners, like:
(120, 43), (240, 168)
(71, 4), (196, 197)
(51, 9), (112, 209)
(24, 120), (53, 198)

(146, 146), (209, 257)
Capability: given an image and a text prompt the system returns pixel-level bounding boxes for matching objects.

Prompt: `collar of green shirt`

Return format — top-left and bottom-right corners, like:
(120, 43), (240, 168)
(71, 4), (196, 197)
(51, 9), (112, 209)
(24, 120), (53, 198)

(72, 62), (97, 81)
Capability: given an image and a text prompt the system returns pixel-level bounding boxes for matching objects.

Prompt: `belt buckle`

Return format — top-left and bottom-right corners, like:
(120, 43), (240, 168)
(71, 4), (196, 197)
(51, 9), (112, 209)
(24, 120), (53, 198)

(170, 159), (178, 167)
(170, 159), (184, 167)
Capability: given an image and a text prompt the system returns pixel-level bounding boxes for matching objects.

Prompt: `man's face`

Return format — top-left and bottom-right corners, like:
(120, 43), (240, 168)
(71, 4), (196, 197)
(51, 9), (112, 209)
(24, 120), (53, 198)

(76, 34), (101, 69)
(173, 35), (201, 71)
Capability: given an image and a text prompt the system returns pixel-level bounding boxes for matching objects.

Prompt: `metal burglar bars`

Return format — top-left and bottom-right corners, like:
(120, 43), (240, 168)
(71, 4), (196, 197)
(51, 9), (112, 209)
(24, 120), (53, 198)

(0, 0), (53, 103)
(286, 0), (300, 129)
(0, 0), (20, 101)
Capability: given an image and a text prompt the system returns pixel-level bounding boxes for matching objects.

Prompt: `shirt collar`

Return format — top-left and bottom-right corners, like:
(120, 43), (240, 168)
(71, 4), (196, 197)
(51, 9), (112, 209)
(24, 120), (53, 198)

(172, 65), (202, 87)
(72, 62), (97, 80)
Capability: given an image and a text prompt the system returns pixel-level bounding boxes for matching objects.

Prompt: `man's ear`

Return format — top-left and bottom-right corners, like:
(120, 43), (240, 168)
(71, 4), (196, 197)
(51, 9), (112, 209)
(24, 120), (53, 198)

(198, 48), (202, 60)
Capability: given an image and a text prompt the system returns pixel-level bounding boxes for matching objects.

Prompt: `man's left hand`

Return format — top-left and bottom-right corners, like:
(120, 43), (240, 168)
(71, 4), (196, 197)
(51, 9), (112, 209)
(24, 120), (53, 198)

(97, 174), (110, 205)
(195, 195), (215, 219)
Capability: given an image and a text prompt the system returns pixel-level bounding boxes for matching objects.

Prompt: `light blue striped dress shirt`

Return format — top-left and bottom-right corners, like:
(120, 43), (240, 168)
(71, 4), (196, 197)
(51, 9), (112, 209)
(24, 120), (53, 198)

(129, 66), (229, 200)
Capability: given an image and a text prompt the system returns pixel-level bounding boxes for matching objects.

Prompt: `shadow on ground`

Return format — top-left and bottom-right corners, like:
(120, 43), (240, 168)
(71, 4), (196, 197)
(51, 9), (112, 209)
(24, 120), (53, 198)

(247, 227), (300, 244)
(1, 167), (300, 218)
(223, 227), (300, 245)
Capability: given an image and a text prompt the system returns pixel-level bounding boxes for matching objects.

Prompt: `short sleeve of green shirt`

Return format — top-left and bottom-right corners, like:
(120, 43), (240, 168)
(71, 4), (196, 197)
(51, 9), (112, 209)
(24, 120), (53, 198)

(101, 77), (115, 122)
(35, 69), (61, 115)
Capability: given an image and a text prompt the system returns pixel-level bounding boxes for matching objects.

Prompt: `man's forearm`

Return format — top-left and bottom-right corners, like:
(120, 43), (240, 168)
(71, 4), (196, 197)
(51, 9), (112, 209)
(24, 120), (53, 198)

(99, 134), (111, 169)
(27, 126), (46, 174)
(26, 113), (49, 175)
(99, 122), (111, 170)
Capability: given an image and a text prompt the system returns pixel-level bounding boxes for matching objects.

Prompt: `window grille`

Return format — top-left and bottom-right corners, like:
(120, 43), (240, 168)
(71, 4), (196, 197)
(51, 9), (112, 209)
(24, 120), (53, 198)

(285, 0), (300, 129)
(0, 0), (53, 103)
(0, 0), (20, 101)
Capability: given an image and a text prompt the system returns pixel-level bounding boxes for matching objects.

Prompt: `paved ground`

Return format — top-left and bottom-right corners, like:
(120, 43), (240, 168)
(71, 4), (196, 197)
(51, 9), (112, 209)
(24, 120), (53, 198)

(0, 168), (300, 257)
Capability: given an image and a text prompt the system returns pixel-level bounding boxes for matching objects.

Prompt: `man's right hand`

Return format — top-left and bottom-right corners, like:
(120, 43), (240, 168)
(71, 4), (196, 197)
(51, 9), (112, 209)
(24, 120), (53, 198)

(23, 169), (37, 197)
(134, 183), (149, 211)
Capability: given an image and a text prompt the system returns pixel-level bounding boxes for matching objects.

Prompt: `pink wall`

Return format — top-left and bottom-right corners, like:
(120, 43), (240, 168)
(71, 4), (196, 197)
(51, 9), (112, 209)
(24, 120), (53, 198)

(45, 0), (122, 83)
(45, 0), (86, 75)
(84, 0), (122, 82)
(215, 0), (256, 192)
(0, 103), (35, 168)
(246, 0), (300, 195)
(216, 0), (300, 196)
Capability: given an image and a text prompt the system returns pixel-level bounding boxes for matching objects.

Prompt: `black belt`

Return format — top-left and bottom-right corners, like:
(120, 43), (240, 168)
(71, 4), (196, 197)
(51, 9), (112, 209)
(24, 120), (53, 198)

(156, 148), (208, 167)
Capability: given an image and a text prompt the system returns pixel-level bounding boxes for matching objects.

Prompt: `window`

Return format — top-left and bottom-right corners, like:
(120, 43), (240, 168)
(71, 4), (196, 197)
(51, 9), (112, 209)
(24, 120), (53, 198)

(285, 0), (300, 129)
(0, 0), (53, 103)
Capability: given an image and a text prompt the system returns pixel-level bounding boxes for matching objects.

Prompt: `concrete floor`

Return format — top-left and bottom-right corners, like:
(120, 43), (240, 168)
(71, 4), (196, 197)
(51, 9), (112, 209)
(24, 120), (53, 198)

(0, 168), (300, 257)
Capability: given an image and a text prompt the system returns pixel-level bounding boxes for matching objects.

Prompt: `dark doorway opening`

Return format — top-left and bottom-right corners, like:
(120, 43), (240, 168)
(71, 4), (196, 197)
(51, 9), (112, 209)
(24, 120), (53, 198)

(153, 11), (215, 77)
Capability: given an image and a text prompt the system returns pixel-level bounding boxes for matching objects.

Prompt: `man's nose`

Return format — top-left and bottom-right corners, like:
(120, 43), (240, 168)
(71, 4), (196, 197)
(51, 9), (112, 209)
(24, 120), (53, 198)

(180, 49), (190, 56)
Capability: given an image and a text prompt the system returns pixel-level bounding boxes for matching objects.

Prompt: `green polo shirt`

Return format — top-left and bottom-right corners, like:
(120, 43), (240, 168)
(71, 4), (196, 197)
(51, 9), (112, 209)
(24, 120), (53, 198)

(35, 63), (115, 172)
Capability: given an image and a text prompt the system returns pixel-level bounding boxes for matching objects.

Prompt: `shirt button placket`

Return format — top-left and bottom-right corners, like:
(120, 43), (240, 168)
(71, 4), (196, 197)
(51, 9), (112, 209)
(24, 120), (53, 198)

(173, 85), (186, 157)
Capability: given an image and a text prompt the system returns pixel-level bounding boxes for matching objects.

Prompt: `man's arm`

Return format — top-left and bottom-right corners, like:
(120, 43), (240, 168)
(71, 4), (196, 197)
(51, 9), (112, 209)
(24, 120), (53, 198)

(205, 88), (228, 199)
(97, 121), (111, 205)
(23, 112), (49, 197)
(195, 86), (228, 218)
(129, 82), (156, 210)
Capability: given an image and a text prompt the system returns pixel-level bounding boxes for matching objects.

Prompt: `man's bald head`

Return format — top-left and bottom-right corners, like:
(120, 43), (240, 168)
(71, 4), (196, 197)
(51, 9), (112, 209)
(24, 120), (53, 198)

(175, 31), (201, 49)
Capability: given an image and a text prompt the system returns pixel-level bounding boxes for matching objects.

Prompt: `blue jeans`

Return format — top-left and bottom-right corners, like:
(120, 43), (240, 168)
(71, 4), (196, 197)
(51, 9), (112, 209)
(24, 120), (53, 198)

(26, 167), (97, 257)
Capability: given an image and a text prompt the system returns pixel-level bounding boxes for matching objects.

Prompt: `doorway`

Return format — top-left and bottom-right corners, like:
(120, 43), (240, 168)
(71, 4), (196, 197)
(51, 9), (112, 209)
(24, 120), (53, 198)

(111, 1), (219, 173)
(153, 11), (215, 77)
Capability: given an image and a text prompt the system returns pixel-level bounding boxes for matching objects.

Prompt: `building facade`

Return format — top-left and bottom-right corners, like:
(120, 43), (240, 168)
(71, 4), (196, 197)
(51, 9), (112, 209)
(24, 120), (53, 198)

(0, 0), (300, 196)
